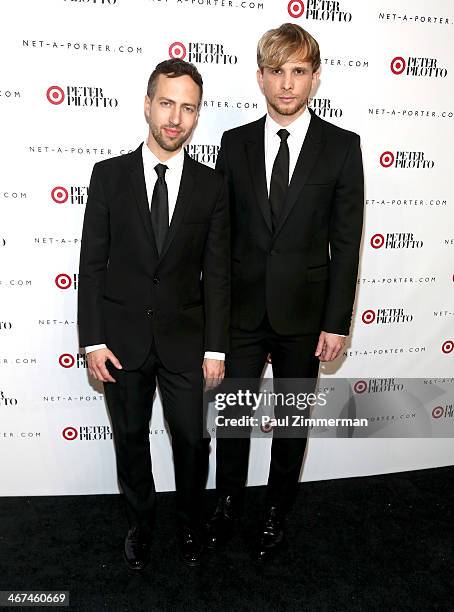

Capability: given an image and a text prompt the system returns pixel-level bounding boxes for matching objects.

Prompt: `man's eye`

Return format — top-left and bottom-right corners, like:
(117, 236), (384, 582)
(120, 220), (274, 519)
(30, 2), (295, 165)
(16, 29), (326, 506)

(161, 101), (170, 106)
(185, 106), (194, 113)
(272, 69), (282, 75)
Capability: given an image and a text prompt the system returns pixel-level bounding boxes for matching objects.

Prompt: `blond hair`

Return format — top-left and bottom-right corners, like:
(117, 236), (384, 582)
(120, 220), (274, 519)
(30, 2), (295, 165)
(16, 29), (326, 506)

(257, 23), (320, 72)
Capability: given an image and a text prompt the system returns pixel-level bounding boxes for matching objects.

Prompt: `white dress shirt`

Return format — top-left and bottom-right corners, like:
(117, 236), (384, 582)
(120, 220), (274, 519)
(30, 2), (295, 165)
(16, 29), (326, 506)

(264, 107), (311, 195)
(264, 109), (345, 337)
(85, 141), (225, 359)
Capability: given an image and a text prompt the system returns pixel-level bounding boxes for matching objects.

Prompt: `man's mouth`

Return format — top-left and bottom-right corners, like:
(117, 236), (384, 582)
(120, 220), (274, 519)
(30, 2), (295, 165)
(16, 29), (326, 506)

(163, 127), (181, 138)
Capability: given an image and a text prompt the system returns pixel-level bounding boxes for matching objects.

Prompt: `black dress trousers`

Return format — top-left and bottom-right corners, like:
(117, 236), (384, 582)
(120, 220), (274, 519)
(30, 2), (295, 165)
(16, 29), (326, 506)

(215, 312), (320, 514)
(104, 334), (209, 534)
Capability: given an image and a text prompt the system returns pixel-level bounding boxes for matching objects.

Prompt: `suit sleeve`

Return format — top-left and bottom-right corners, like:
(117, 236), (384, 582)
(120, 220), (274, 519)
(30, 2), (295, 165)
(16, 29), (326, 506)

(77, 162), (110, 347)
(203, 174), (230, 354)
(215, 133), (227, 175)
(322, 134), (364, 335)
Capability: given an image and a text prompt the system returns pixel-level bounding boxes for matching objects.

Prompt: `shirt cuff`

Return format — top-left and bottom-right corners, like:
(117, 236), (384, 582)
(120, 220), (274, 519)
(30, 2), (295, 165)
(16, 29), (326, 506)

(204, 351), (225, 361)
(85, 344), (107, 353)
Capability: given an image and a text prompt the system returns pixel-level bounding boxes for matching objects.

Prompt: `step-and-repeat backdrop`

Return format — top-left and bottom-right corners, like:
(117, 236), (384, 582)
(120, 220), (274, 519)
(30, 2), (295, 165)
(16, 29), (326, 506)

(1, 0), (453, 495)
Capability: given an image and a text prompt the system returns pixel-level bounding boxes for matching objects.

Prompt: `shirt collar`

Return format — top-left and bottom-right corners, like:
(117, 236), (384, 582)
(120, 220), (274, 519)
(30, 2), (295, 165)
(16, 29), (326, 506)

(142, 140), (185, 172)
(265, 106), (311, 141)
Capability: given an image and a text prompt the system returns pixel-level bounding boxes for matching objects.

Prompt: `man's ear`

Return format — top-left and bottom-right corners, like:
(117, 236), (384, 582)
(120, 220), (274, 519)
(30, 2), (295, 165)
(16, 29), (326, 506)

(256, 68), (265, 94)
(311, 69), (321, 95)
(144, 94), (151, 120)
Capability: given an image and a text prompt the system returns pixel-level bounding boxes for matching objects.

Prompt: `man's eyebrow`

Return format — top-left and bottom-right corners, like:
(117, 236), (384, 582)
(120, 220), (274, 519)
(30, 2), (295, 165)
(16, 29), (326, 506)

(158, 96), (197, 108)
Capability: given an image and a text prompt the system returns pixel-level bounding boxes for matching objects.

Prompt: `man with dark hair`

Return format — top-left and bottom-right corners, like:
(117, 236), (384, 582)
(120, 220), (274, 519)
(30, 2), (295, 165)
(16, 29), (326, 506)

(147, 59), (204, 101)
(207, 23), (364, 561)
(78, 58), (230, 569)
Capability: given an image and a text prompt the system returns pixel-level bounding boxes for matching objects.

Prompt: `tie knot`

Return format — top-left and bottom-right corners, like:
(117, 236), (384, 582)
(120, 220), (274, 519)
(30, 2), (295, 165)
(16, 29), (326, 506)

(277, 129), (290, 142)
(154, 163), (168, 179)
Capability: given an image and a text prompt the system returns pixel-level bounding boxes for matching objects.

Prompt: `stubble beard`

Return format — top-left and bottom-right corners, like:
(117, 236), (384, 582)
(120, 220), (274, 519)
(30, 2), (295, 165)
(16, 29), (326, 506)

(151, 123), (191, 152)
(268, 96), (308, 118)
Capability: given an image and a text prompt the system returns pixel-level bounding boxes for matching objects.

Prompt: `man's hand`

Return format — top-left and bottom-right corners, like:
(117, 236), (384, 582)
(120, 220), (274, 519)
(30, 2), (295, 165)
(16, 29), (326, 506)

(315, 332), (346, 362)
(87, 348), (122, 383)
(203, 358), (225, 391)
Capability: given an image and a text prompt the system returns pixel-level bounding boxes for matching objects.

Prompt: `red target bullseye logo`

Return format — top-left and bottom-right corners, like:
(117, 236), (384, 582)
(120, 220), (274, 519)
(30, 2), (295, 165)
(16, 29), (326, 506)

(380, 151), (395, 167)
(390, 57), (406, 75)
(353, 380), (368, 394)
(288, 0), (305, 18)
(59, 353), (75, 368)
(260, 422), (273, 433)
(362, 310), (376, 324)
(55, 273), (72, 290)
(370, 233), (385, 249)
(62, 426), (78, 441)
(432, 406), (444, 419)
(46, 85), (65, 105)
(441, 340), (453, 354)
(51, 186), (69, 204)
(169, 42), (187, 60)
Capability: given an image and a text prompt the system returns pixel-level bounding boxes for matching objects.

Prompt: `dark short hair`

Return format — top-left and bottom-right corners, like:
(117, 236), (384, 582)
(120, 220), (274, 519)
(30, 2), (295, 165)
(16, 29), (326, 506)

(147, 59), (203, 105)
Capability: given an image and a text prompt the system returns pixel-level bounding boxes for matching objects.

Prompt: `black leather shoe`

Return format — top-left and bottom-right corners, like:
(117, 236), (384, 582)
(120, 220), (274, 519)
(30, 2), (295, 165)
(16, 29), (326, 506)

(123, 525), (151, 571)
(254, 506), (285, 562)
(178, 528), (203, 567)
(205, 495), (240, 550)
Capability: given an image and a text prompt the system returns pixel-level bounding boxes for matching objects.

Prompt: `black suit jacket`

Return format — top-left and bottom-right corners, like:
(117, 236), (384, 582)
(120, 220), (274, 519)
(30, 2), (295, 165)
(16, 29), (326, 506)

(216, 107), (364, 336)
(77, 144), (230, 372)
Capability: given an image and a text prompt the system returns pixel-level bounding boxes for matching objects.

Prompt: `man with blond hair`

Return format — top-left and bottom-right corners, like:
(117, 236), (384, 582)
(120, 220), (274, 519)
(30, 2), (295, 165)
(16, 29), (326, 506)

(207, 23), (364, 561)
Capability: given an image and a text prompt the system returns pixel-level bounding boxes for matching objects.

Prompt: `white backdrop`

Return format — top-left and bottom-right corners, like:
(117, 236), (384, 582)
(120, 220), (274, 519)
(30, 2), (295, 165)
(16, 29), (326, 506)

(0, 0), (453, 496)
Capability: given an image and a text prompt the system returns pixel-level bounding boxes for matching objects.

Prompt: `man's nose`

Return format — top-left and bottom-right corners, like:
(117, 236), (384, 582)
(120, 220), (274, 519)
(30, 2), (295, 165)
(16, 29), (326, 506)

(282, 74), (294, 91)
(170, 107), (182, 125)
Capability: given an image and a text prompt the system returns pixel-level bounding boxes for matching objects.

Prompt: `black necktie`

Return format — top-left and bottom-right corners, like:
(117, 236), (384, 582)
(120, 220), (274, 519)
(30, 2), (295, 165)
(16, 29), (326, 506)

(150, 163), (169, 255)
(269, 128), (290, 232)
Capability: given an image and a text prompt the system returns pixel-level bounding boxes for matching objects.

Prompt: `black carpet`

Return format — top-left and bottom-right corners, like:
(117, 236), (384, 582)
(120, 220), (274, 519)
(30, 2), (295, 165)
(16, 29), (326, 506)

(1, 466), (453, 611)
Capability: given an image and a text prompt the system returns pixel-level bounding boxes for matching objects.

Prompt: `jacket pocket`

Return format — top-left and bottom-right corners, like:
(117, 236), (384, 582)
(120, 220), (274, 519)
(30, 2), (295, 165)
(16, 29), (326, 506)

(102, 294), (126, 306)
(306, 264), (329, 282)
(182, 300), (203, 310)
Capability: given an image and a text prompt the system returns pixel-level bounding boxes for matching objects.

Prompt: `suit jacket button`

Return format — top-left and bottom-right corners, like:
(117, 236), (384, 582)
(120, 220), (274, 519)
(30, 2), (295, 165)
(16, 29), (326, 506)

(270, 250), (276, 256)
(146, 309), (154, 317)
(153, 277), (160, 285)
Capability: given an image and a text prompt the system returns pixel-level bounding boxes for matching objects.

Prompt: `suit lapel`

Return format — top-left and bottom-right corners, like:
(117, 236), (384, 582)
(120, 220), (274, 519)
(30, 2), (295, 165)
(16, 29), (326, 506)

(158, 150), (196, 260)
(273, 108), (325, 239)
(129, 144), (158, 255)
(246, 116), (272, 233)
